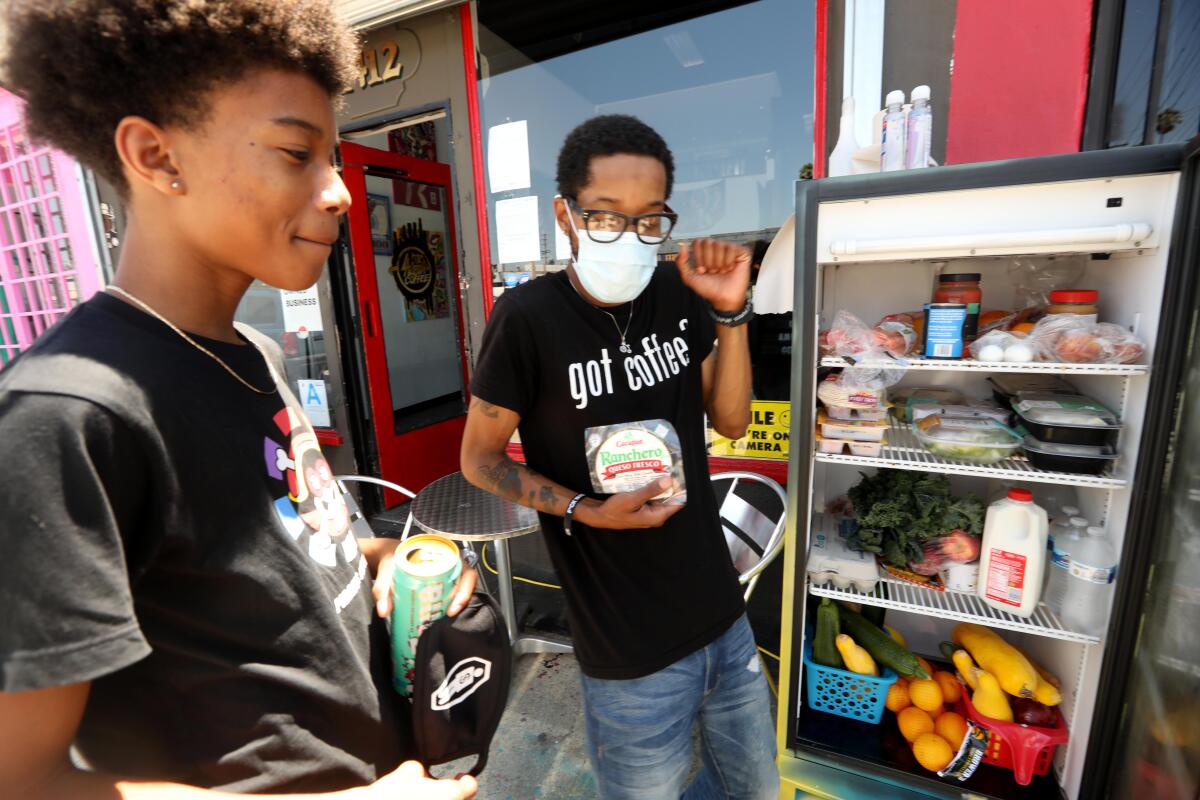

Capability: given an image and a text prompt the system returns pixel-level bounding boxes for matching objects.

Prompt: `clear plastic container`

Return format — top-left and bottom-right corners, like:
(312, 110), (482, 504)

(807, 515), (881, 592)
(1012, 393), (1122, 447)
(913, 415), (1023, 463)
(818, 410), (888, 442)
(825, 404), (889, 421)
(890, 386), (966, 422)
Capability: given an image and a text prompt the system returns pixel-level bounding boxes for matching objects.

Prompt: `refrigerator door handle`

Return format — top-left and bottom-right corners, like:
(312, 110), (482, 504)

(831, 222), (1153, 256)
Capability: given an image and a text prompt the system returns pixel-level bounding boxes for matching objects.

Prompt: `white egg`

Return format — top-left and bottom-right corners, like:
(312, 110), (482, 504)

(1005, 343), (1035, 362)
(977, 344), (1005, 362)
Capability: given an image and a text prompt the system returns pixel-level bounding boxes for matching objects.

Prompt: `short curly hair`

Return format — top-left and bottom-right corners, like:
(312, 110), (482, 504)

(2, 0), (359, 196)
(556, 115), (675, 201)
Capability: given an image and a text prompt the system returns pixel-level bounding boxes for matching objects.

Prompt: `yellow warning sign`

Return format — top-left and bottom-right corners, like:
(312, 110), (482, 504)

(709, 401), (791, 460)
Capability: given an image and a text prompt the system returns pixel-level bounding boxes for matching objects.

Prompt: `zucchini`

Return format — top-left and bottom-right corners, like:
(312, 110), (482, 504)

(862, 605), (886, 628)
(813, 599), (844, 669)
(836, 602), (929, 679)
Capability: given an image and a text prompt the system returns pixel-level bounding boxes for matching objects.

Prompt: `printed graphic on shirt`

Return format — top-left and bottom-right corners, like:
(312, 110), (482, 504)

(265, 405), (366, 612)
(567, 318), (692, 409)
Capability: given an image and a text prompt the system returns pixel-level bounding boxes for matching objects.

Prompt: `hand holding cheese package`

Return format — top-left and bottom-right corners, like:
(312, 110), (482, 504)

(585, 419), (687, 505)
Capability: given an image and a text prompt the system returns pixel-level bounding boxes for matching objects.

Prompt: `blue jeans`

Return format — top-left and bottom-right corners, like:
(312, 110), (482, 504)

(580, 615), (779, 800)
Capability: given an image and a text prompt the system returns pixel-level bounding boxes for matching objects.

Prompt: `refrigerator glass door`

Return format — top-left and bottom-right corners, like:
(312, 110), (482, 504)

(1109, 146), (1200, 799)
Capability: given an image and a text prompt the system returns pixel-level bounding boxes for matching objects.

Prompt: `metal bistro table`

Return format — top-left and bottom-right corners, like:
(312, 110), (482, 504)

(411, 471), (572, 659)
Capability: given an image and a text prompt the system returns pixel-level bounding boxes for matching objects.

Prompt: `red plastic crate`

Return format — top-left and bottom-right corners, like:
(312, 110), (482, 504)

(958, 691), (1069, 785)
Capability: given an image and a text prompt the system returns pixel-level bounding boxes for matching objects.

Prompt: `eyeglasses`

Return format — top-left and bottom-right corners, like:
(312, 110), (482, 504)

(566, 198), (678, 245)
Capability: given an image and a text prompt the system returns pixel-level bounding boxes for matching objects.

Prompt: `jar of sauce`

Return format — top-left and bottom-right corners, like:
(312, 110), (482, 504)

(1047, 289), (1100, 319)
(934, 273), (982, 338)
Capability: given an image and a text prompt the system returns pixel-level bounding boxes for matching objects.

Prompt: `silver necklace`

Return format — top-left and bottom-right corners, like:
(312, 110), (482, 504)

(566, 270), (636, 353)
(600, 301), (635, 353)
(106, 285), (276, 395)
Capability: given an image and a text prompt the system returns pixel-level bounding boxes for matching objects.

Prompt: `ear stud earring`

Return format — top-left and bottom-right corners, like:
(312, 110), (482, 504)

(170, 180), (181, 190)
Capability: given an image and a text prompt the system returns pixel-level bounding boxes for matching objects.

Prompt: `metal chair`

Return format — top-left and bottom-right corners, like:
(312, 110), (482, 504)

(333, 474), (482, 572)
(334, 474), (418, 540)
(712, 471), (787, 602)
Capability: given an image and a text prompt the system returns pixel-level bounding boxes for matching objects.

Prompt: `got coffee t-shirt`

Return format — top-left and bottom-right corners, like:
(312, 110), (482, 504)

(470, 267), (745, 679)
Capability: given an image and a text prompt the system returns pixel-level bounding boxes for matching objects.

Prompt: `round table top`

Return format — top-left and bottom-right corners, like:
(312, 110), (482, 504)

(411, 471), (541, 541)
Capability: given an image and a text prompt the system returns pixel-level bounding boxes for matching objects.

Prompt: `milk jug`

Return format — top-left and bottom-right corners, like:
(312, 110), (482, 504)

(977, 488), (1048, 617)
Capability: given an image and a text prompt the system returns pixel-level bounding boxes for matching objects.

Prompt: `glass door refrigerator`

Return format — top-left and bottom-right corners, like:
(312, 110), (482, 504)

(775, 141), (1199, 799)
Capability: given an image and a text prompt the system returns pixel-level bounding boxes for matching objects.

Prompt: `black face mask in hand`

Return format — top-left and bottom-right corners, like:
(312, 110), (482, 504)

(410, 592), (513, 776)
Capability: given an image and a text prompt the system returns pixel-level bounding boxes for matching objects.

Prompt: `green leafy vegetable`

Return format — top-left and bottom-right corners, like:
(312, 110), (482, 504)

(844, 469), (985, 568)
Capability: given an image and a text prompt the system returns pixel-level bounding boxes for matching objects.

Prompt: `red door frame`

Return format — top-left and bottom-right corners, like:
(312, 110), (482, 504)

(341, 141), (471, 501)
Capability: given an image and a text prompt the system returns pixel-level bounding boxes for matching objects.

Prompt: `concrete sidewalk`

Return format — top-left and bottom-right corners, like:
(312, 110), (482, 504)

(445, 652), (597, 799)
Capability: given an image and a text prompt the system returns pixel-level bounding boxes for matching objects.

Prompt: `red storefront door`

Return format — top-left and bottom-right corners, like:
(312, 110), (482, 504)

(341, 141), (469, 502)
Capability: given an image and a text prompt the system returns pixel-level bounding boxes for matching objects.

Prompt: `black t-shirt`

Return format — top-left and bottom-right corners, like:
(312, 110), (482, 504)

(470, 267), (744, 679)
(0, 294), (407, 791)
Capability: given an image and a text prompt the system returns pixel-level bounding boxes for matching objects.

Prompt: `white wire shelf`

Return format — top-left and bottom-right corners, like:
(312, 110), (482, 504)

(814, 419), (1128, 488)
(808, 576), (1101, 645)
(820, 356), (1149, 376)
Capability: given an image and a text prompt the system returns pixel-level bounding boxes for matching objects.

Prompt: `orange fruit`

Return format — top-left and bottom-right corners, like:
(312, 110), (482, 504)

(909, 678), (945, 713)
(916, 656), (934, 677)
(979, 310), (1012, 329)
(886, 681), (911, 713)
(1013, 321), (1036, 334)
(934, 671), (962, 703)
(897, 706), (935, 742)
(936, 711), (969, 748)
(913, 733), (955, 772)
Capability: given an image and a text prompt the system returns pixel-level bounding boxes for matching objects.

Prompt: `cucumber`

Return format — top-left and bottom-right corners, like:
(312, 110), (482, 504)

(813, 599), (844, 669)
(836, 602), (929, 679)
(862, 605), (886, 629)
(939, 641), (958, 662)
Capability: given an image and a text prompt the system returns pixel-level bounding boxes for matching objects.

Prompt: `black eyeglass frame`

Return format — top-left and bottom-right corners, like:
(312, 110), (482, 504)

(564, 197), (679, 245)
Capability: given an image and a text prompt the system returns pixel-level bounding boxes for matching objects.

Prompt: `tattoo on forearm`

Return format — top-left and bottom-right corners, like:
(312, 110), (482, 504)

(470, 398), (501, 418)
(475, 457), (566, 514)
(478, 458), (523, 501)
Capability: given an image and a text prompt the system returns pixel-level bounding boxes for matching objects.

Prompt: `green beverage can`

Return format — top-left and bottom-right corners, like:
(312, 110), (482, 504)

(390, 534), (462, 696)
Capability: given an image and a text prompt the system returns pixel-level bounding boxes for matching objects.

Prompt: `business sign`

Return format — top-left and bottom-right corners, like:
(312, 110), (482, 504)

(709, 401), (790, 460)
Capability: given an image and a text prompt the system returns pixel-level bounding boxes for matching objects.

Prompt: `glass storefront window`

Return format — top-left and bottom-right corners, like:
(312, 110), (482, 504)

(476, 0), (813, 454)
(477, 0), (815, 274)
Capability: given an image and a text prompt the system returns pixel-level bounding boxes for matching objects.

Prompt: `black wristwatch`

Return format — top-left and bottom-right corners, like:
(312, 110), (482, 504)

(564, 493), (587, 537)
(708, 298), (754, 327)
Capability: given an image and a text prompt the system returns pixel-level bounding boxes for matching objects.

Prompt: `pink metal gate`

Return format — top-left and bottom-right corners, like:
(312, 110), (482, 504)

(0, 91), (101, 367)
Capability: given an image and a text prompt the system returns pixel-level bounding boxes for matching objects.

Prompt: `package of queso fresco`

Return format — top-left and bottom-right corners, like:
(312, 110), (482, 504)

(585, 419), (686, 505)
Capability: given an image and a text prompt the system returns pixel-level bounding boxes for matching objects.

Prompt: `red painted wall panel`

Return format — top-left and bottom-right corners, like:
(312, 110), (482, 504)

(946, 0), (1093, 164)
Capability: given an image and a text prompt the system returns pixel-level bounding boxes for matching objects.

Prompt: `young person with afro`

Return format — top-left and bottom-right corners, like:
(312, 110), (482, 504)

(461, 114), (779, 799)
(0, 2), (476, 798)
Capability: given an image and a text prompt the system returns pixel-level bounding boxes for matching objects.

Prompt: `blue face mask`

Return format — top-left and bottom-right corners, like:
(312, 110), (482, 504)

(564, 207), (660, 304)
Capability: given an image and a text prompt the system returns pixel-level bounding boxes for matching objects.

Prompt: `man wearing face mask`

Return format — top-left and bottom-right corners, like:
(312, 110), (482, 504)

(461, 115), (776, 799)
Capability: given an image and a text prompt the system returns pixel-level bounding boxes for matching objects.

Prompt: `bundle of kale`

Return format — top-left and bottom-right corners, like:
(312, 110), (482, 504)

(845, 469), (985, 568)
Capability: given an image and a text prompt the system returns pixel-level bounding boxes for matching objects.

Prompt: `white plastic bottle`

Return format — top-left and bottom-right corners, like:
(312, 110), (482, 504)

(828, 97), (860, 178)
(1045, 517), (1089, 615)
(977, 488), (1048, 617)
(1061, 527), (1118, 637)
(879, 90), (907, 172)
(904, 85), (932, 169)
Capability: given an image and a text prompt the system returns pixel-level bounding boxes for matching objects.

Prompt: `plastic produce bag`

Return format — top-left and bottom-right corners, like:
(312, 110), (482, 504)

(1008, 255), (1086, 309)
(820, 310), (908, 391)
(968, 330), (1035, 363)
(1027, 316), (1145, 364)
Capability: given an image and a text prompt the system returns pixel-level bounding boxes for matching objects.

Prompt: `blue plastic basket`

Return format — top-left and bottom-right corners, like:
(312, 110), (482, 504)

(803, 642), (897, 724)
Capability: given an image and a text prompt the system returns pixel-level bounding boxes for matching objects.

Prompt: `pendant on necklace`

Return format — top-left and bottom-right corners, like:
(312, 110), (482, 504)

(619, 342), (632, 354)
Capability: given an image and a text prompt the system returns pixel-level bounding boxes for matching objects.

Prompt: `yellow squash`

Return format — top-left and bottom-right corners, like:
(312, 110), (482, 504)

(972, 670), (1013, 722)
(836, 634), (879, 676)
(952, 649), (982, 691)
(952, 623), (1060, 704)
